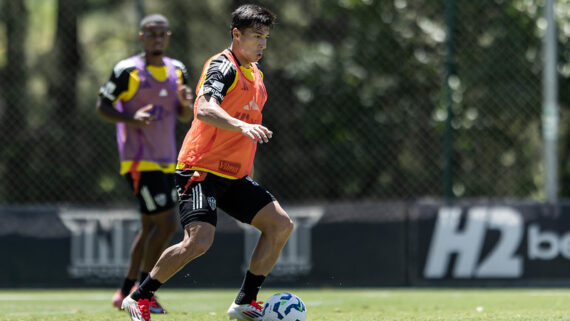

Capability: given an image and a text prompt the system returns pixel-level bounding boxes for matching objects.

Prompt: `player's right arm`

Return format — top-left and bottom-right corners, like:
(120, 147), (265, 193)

(196, 95), (272, 144)
(96, 99), (155, 128)
(96, 60), (153, 128)
(195, 55), (272, 143)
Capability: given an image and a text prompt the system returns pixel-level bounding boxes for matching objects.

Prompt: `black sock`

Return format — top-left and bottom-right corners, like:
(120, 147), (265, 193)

(132, 277), (163, 301)
(120, 278), (136, 296)
(235, 271), (265, 305)
(139, 272), (149, 285)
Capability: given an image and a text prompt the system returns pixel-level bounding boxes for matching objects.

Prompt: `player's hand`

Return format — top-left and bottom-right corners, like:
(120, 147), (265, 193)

(240, 123), (273, 144)
(131, 104), (155, 128)
(177, 80), (194, 107)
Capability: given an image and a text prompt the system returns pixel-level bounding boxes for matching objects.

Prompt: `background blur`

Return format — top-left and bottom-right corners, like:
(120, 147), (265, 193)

(3, 0), (570, 206)
(5, 0), (570, 289)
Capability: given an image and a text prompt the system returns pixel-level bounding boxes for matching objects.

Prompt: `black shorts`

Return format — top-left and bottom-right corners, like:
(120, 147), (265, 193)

(176, 170), (276, 228)
(125, 171), (177, 214)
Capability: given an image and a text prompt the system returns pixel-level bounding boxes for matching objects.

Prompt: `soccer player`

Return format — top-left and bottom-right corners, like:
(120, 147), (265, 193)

(121, 4), (293, 321)
(96, 14), (193, 314)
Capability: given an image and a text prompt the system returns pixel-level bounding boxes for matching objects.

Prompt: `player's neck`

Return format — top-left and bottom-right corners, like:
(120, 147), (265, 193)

(229, 45), (251, 68)
(144, 53), (165, 66)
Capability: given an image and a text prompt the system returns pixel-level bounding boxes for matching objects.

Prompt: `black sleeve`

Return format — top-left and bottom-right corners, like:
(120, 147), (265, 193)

(201, 55), (237, 103)
(171, 59), (189, 85)
(98, 59), (134, 105)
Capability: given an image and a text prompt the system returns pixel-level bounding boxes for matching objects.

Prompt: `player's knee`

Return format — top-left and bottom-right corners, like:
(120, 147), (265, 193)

(182, 235), (212, 258)
(282, 216), (294, 237)
(192, 238), (213, 257)
(260, 212), (293, 240)
(274, 214), (294, 240)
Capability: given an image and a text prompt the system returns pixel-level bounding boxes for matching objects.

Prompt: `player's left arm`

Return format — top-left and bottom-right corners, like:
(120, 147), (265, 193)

(172, 59), (193, 123)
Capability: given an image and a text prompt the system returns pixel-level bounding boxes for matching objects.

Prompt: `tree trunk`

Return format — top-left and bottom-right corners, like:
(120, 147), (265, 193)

(45, 0), (82, 201)
(1, 0), (28, 203)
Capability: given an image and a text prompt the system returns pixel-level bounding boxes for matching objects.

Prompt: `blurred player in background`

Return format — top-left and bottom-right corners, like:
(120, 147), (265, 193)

(121, 4), (293, 321)
(96, 13), (193, 314)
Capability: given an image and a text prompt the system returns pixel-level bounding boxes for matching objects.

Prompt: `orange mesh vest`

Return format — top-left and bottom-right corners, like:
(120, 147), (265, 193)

(178, 50), (267, 179)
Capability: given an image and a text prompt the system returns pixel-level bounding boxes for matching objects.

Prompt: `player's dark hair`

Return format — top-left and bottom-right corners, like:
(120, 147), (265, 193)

(139, 13), (170, 31)
(230, 4), (276, 38)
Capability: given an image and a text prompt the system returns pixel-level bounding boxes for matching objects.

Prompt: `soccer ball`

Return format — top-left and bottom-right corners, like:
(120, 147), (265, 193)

(262, 292), (307, 321)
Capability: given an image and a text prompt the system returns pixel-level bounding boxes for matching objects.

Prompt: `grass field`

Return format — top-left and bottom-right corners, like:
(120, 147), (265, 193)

(0, 288), (569, 320)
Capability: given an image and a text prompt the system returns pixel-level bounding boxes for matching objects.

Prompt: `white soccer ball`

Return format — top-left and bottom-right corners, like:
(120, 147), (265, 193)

(262, 292), (307, 321)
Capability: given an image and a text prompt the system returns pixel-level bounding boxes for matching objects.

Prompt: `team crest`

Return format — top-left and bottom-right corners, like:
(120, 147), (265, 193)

(207, 197), (217, 210)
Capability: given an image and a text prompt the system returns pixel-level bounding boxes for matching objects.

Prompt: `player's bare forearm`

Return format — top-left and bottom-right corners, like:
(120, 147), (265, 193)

(195, 95), (273, 143)
(177, 102), (193, 123)
(176, 82), (194, 123)
(96, 98), (153, 128)
(96, 98), (131, 123)
(195, 95), (247, 131)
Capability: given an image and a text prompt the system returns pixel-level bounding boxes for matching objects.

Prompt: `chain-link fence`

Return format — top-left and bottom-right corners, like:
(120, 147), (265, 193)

(1, 0), (569, 205)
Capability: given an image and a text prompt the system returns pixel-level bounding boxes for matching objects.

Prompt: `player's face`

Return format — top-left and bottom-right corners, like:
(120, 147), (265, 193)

(139, 23), (171, 56)
(234, 25), (270, 65)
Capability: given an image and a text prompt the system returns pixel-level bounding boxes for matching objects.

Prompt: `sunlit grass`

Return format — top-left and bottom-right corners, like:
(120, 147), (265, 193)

(0, 288), (569, 320)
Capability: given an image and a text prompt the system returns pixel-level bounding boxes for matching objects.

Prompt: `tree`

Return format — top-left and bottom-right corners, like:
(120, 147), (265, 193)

(0, 0), (28, 202)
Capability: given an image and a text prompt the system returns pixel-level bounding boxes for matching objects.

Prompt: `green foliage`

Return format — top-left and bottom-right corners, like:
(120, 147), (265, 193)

(0, 0), (568, 204)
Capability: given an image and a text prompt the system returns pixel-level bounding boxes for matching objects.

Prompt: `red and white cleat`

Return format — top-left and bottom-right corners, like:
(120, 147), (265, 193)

(122, 295), (151, 321)
(227, 300), (264, 321)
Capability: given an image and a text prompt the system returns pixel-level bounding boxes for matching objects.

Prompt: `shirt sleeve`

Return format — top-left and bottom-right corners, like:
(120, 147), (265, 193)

(98, 60), (133, 105)
(200, 55), (237, 103)
(171, 59), (189, 85)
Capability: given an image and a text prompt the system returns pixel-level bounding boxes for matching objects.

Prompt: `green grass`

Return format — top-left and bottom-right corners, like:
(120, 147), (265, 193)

(0, 288), (569, 320)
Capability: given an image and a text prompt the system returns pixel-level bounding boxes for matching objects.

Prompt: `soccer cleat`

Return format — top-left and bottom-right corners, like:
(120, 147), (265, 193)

(227, 300), (264, 321)
(112, 285), (138, 310)
(122, 295), (151, 321)
(149, 295), (167, 314)
(112, 289), (126, 310)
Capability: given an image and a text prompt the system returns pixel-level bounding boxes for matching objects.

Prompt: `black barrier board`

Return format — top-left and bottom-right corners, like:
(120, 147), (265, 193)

(409, 201), (570, 286)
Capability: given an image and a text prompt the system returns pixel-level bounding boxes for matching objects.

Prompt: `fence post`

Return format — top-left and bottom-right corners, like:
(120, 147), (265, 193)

(542, 0), (558, 203)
